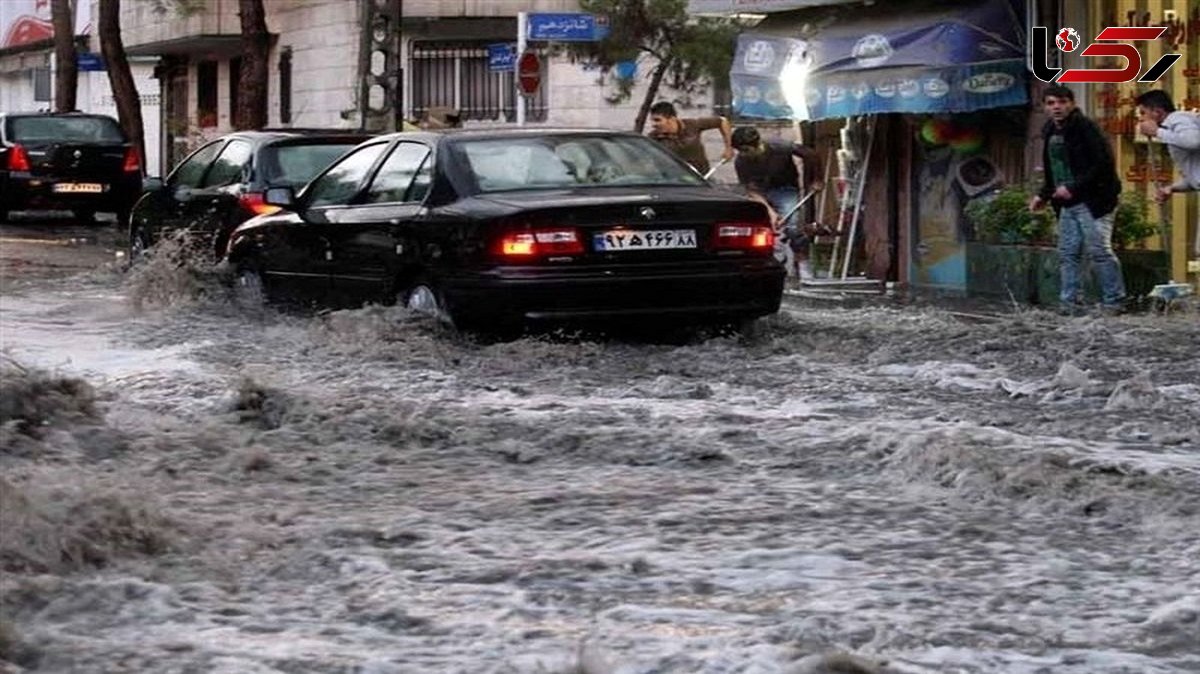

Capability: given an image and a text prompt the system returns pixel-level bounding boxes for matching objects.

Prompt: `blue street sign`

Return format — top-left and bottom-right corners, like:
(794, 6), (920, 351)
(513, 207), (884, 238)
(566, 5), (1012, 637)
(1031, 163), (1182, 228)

(526, 13), (608, 42)
(487, 43), (516, 72)
(77, 52), (105, 71)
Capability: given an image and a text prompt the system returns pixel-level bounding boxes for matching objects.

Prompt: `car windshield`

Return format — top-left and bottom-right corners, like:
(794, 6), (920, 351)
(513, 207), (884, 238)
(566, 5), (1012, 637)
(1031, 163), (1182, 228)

(260, 143), (358, 187)
(453, 134), (706, 193)
(7, 116), (125, 143)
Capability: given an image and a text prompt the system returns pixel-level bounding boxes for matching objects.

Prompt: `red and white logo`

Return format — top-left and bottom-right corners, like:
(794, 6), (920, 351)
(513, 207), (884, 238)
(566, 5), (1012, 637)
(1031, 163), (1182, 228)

(1054, 27), (1080, 52)
(1031, 26), (1182, 84)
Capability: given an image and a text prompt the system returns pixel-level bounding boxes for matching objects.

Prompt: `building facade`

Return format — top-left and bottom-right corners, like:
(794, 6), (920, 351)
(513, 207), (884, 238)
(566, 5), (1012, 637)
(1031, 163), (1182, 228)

(113, 0), (726, 175)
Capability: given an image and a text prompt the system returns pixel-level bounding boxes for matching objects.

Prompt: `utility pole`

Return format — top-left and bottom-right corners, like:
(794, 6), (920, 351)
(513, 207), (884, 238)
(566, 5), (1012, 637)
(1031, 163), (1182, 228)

(357, 0), (403, 132)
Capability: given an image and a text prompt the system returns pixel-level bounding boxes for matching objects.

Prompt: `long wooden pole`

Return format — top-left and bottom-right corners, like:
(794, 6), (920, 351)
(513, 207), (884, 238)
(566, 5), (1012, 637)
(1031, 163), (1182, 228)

(841, 117), (876, 280)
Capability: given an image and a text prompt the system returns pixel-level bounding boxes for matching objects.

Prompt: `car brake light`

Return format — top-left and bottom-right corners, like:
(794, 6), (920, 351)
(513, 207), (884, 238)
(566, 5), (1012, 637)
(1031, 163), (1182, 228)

(495, 227), (584, 259)
(6, 144), (31, 172)
(122, 147), (141, 173)
(239, 192), (283, 216)
(714, 222), (774, 250)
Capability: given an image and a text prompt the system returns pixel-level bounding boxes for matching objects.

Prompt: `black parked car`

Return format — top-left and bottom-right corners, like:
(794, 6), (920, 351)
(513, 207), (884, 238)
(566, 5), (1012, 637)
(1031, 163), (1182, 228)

(0, 112), (143, 224)
(227, 128), (785, 333)
(128, 130), (369, 260)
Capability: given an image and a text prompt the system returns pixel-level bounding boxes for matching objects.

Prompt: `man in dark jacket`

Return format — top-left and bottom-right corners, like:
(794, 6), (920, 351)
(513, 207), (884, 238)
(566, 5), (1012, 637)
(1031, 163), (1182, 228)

(1029, 85), (1126, 314)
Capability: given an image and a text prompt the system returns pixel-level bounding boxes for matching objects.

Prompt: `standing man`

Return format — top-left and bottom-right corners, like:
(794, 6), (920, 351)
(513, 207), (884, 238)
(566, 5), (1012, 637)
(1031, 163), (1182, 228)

(731, 125), (823, 279)
(1029, 85), (1126, 315)
(1134, 90), (1200, 204)
(646, 101), (734, 175)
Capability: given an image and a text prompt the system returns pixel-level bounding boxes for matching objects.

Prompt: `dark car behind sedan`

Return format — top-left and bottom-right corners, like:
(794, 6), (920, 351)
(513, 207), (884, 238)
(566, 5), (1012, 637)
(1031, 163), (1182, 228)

(0, 112), (143, 225)
(227, 128), (785, 333)
(128, 130), (369, 260)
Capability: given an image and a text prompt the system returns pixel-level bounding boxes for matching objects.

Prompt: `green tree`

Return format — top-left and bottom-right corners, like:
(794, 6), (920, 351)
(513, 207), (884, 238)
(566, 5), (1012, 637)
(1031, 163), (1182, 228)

(571, 0), (739, 132)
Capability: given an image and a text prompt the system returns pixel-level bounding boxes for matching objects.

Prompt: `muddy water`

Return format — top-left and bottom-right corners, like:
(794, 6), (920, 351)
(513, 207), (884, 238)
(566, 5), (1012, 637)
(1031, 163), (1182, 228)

(1, 264), (1198, 673)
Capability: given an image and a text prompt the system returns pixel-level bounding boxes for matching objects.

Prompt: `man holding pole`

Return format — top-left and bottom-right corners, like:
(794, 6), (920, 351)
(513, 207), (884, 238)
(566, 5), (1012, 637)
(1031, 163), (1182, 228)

(646, 101), (734, 176)
(731, 125), (824, 279)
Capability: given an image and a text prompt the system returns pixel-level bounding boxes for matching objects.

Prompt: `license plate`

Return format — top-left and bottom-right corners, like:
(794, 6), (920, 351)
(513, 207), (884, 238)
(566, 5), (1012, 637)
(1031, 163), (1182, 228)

(593, 229), (697, 251)
(53, 183), (104, 193)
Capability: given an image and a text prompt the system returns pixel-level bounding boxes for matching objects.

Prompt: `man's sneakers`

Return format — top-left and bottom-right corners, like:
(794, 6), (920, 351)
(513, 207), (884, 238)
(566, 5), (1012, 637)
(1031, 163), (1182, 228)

(1056, 301), (1128, 317)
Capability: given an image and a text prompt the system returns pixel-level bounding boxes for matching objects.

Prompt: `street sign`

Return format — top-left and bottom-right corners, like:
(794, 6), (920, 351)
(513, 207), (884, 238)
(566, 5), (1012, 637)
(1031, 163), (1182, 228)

(517, 50), (541, 96)
(526, 13), (608, 42)
(76, 52), (105, 71)
(487, 43), (516, 72)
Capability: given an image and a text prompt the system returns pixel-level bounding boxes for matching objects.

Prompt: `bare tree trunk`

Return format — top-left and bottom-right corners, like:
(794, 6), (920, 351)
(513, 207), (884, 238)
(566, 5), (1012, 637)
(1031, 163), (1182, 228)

(633, 57), (671, 133)
(98, 0), (145, 172)
(235, 0), (269, 130)
(52, 0), (77, 111)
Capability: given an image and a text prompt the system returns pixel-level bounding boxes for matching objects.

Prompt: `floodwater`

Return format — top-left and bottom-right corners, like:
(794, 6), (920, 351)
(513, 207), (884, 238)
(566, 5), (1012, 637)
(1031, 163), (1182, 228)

(1, 238), (1198, 674)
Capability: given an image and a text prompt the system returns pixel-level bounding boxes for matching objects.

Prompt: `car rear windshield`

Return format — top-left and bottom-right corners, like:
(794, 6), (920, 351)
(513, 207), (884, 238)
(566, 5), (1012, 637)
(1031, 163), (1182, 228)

(453, 135), (706, 193)
(6, 116), (126, 143)
(259, 143), (358, 187)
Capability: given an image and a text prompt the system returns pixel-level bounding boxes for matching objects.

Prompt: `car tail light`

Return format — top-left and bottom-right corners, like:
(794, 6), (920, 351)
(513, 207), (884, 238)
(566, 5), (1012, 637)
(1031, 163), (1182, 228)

(713, 222), (774, 251)
(239, 192), (282, 216)
(6, 144), (31, 172)
(122, 147), (141, 173)
(494, 227), (584, 259)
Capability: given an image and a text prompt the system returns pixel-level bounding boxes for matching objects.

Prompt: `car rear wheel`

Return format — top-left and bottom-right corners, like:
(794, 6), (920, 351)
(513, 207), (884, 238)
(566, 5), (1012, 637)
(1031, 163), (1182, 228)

(404, 281), (455, 327)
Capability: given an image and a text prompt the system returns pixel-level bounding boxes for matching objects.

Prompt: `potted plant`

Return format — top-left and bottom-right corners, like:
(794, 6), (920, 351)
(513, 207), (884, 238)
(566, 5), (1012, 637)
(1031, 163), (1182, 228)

(962, 185), (1056, 303)
(1111, 190), (1170, 299)
(963, 185), (1053, 245)
(1112, 190), (1159, 251)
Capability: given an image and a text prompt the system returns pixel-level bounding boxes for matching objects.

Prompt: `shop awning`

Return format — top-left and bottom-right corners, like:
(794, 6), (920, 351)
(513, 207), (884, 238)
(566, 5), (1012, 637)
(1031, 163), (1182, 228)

(730, 0), (1028, 121)
(688, 0), (860, 13)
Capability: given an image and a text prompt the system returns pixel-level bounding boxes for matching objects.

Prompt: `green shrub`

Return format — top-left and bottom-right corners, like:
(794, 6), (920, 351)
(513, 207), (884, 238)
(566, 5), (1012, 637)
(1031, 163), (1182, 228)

(964, 186), (1053, 245)
(1112, 190), (1160, 251)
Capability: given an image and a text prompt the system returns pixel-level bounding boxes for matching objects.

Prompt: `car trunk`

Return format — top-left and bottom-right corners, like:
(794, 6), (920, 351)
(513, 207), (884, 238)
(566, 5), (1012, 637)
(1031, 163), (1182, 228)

(474, 187), (772, 265)
(22, 141), (130, 181)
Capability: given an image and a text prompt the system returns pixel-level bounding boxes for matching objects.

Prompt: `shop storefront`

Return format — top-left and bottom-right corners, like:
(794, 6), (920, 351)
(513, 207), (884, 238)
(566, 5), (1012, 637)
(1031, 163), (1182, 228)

(725, 0), (1030, 289)
(1085, 0), (1198, 289)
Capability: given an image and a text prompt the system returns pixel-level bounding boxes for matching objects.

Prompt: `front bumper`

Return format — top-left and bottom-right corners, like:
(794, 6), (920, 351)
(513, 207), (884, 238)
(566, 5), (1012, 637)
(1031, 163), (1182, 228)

(443, 259), (786, 326)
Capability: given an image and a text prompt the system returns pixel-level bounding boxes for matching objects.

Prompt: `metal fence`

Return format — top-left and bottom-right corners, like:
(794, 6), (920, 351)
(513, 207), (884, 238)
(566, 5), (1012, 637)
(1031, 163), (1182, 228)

(409, 41), (547, 123)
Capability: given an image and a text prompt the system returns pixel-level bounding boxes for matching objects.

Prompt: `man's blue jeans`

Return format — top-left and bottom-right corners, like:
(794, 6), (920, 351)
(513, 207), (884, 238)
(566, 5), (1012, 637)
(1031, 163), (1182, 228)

(1057, 204), (1125, 306)
(766, 186), (808, 251)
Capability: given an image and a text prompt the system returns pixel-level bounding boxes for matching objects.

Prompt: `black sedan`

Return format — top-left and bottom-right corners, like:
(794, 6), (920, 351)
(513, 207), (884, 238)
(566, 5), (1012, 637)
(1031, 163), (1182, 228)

(1, 112), (143, 225)
(226, 128), (785, 333)
(129, 130), (369, 260)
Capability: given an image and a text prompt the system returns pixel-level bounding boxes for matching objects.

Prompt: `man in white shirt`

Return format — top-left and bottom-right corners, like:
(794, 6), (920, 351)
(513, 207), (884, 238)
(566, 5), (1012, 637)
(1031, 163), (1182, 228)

(1135, 90), (1200, 204)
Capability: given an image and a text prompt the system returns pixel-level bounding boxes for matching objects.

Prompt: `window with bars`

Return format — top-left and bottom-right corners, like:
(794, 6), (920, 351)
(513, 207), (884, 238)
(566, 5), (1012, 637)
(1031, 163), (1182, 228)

(410, 41), (547, 123)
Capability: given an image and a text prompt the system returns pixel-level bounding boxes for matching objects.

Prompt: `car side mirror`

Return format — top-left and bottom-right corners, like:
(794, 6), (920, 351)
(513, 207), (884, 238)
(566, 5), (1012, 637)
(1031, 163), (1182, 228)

(142, 176), (164, 193)
(264, 186), (295, 209)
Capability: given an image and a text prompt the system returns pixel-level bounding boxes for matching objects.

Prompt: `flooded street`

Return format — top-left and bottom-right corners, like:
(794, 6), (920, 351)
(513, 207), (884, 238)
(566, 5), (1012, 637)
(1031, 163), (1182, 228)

(1, 224), (1198, 673)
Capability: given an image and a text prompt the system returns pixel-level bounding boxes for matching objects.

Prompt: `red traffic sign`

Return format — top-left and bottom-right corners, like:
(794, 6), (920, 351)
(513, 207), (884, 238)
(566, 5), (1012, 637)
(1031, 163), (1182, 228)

(517, 50), (541, 96)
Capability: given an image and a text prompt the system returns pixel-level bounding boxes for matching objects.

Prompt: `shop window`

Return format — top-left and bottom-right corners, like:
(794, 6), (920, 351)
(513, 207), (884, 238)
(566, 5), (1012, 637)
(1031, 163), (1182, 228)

(197, 60), (218, 128)
(410, 41), (546, 123)
(229, 57), (242, 125)
(33, 67), (51, 102)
